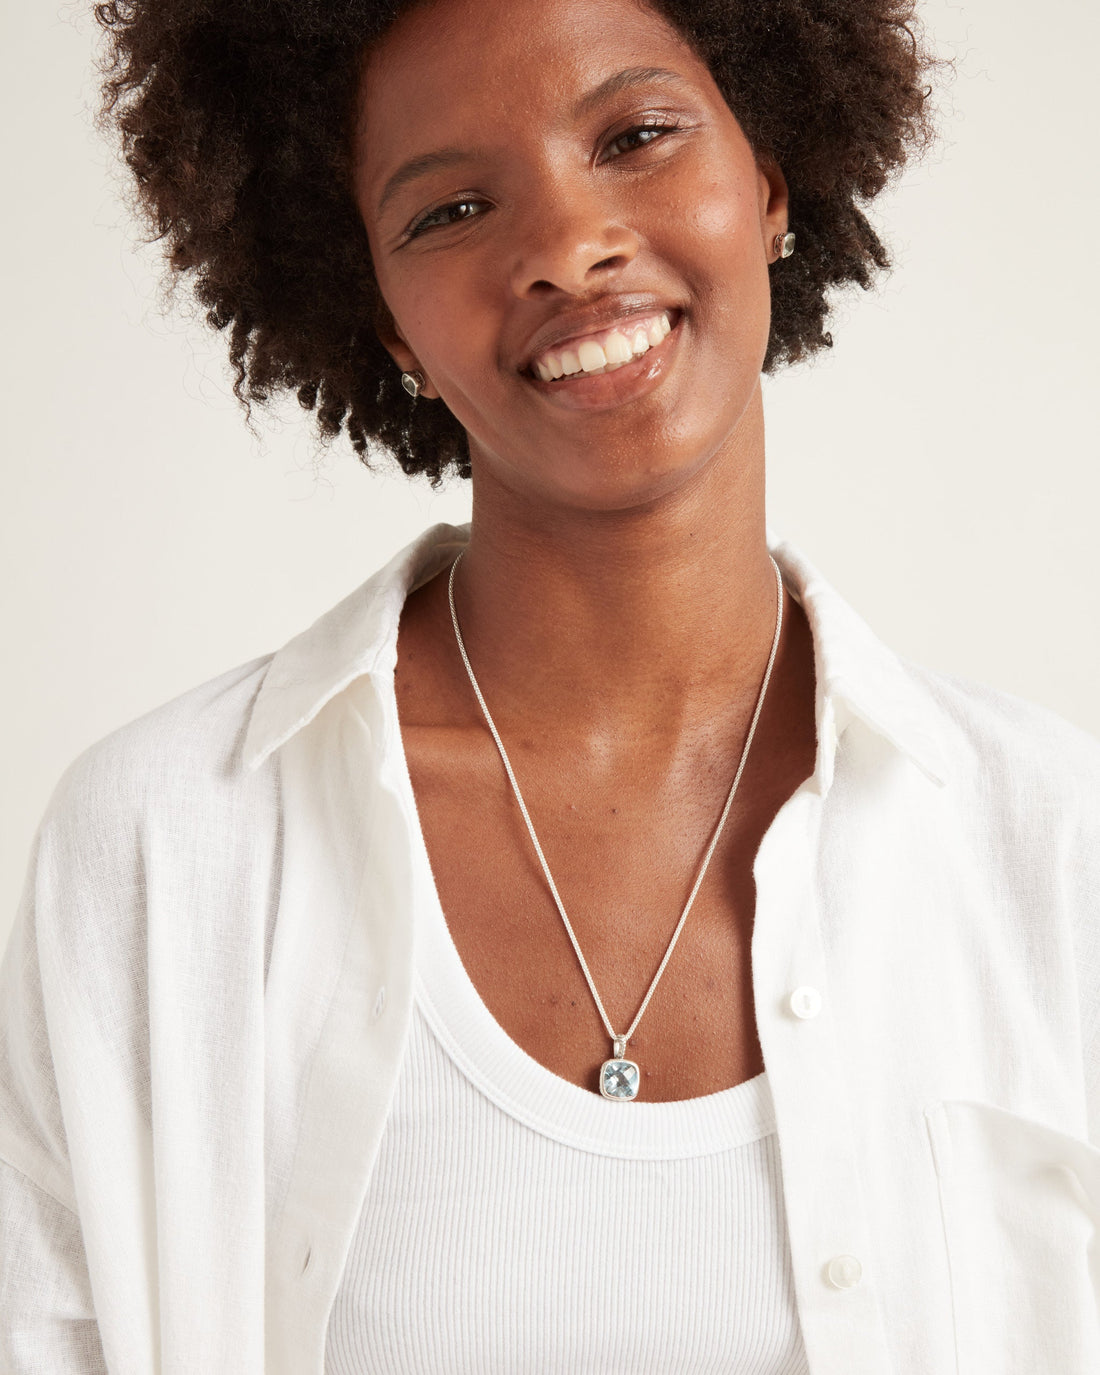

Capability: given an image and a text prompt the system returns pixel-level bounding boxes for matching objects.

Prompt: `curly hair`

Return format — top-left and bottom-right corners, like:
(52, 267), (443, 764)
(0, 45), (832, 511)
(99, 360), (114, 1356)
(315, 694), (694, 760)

(95, 0), (946, 484)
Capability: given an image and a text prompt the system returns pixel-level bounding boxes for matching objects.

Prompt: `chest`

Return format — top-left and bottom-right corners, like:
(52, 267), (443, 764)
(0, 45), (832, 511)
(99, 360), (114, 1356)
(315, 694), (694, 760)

(401, 728), (806, 1100)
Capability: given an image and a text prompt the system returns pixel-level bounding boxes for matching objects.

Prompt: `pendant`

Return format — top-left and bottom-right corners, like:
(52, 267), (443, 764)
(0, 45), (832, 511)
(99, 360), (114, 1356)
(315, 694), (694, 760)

(599, 1038), (640, 1101)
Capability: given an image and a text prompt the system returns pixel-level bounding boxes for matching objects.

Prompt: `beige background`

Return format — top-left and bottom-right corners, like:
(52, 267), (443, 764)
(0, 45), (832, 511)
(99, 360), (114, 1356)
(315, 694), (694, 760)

(3, 0), (1097, 951)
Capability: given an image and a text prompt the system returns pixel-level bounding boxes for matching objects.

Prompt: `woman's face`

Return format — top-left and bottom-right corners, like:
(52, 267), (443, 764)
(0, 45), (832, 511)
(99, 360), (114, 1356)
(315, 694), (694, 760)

(353, 0), (788, 512)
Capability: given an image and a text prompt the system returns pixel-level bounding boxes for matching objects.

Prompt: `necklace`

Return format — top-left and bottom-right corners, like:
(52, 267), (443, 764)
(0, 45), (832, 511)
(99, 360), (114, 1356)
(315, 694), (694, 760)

(447, 552), (784, 1101)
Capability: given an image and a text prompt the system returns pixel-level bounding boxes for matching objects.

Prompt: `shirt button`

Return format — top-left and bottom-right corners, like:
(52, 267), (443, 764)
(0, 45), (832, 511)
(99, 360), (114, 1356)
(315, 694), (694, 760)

(789, 986), (822, 1019)
(825, 1254), (863, 1289)
(371, 986), (387, 1021)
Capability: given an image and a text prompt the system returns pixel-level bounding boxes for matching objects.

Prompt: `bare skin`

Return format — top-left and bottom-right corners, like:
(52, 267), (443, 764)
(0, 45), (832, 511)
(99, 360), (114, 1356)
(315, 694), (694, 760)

(353, 0), (818, 1101)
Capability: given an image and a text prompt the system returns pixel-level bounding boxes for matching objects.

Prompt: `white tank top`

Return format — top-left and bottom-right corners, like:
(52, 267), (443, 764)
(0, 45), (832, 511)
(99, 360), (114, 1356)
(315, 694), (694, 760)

(325, 874), (809, 1374)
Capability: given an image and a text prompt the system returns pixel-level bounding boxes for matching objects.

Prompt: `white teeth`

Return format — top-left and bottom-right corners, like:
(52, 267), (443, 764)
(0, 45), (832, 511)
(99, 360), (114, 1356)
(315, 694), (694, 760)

(577, 340), (606, 373)
(531, 310), (674, 381)
(604, 331), (633, 365)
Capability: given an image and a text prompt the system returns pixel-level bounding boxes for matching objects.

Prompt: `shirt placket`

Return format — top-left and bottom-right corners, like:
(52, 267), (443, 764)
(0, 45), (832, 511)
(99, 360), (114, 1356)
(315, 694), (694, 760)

(752, 763), (895, 1374)
(265, 676), (420, 1375)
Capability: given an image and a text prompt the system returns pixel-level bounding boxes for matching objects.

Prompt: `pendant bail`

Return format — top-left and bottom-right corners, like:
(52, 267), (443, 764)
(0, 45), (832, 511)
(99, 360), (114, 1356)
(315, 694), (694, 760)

(613, 1037), (625, 1060)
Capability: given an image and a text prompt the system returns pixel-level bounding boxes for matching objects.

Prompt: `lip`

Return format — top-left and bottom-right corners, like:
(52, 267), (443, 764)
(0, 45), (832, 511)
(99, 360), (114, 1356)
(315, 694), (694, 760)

(521, 310), (683, 412)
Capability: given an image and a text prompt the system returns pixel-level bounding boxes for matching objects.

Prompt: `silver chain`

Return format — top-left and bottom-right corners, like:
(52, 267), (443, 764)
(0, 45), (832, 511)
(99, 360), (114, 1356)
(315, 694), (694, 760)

(447, 551), (784, 1053)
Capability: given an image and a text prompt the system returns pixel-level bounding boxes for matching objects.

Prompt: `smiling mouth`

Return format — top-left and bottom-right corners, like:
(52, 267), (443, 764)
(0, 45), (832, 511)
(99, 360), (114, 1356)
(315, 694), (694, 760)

(525, 309), (681, 382)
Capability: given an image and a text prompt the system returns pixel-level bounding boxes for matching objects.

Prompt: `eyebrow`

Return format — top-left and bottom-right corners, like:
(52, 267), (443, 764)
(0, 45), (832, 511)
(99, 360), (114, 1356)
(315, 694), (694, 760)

(573, 65), (689, 118)
(375, 66), (691, 215)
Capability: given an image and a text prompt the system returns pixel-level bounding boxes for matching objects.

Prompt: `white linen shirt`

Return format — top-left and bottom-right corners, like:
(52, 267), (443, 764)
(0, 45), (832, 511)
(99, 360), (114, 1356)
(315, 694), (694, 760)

(2, 521), (1099, 1375)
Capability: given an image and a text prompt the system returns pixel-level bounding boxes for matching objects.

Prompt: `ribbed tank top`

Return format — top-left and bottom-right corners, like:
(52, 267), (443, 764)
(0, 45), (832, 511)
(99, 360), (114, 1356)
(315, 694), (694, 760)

(324, 850), (810, 1373)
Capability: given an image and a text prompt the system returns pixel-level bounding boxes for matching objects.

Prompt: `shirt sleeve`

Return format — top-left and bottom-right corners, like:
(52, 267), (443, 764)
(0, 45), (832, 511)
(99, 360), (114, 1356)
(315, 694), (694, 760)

(0, 827), (109, 1374)
(1045, 708), (1100, 1149)
(1071, 804), (1100, 1149)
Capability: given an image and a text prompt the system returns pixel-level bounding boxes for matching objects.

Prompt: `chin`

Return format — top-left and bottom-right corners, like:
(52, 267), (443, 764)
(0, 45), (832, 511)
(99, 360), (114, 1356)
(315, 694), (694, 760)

(535, 446), (720, 515)
(468, 382), (756, 515)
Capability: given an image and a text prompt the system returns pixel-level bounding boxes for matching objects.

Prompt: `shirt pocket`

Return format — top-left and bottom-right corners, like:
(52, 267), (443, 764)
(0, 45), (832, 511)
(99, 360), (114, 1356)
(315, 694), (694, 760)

(925, 1099), (1100, 1375)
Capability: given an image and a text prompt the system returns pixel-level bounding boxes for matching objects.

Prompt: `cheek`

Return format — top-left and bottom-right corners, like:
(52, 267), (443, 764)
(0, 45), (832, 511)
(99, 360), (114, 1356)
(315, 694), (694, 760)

(378, 268), (490, 383)
(687, 176), (751, 233)
(378, 270), (439, 348)
(661, 172), (773, 379)
(643, 155), (769, 317)
(385, 273), (513, 437)
(685, 176), (767, 279)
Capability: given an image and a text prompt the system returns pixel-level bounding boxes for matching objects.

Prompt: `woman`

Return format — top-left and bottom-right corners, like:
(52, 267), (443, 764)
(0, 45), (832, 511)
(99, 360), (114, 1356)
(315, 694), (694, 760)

(2, 0), (1098, 1371)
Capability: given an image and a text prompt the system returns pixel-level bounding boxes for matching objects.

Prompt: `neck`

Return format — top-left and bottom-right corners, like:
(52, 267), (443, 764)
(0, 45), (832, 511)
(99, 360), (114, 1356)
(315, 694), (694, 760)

(451, 390), (779, 740)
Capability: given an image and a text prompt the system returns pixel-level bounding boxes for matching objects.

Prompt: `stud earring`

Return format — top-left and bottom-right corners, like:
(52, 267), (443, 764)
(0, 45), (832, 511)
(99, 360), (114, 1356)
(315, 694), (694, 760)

(773, 231), (796, 260)
(400, 370), (426, 399)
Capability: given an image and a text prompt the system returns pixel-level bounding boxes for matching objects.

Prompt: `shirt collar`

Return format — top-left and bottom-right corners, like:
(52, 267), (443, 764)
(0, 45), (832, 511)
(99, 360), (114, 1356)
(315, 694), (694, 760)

(769, 532), (950, 789)
(242, 523), (469, 774)
(243, 522), (950, 788)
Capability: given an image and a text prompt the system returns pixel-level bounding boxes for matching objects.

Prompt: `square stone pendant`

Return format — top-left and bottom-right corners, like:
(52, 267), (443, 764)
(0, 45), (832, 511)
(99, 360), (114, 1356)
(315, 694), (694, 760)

(600, 1057), (640, 1101)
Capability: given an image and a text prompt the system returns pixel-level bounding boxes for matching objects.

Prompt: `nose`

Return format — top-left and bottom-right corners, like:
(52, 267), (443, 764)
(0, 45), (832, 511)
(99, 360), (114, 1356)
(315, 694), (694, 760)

(507, 177), (640, 298)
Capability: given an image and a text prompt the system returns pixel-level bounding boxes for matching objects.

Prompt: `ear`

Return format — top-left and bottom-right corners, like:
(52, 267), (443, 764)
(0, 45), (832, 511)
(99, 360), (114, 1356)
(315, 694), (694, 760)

(372, 297), (441, 400)
(756, 155), (791, 263)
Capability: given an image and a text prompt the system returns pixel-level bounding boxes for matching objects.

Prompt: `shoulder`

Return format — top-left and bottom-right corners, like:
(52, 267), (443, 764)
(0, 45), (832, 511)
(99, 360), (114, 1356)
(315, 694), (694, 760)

(15, 655), (287, 1030)
(907, 659), (1100, 838)
(38, 653), (277, 857)
(912, 660), (1100, 783)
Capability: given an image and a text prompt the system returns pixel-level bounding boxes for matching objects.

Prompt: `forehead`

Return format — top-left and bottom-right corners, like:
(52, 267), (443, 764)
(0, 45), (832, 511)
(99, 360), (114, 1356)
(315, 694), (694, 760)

(357, 0), (704, 156)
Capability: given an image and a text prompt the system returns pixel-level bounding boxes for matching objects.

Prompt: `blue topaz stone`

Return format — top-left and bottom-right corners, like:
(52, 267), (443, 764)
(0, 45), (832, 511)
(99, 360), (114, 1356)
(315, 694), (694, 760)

(600, 1057), (640, 1100)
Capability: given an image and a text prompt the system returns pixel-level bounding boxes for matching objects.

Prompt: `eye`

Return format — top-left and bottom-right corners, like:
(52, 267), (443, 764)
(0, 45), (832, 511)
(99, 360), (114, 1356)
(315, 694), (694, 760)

(601, 118), (684, 162)
(405, 197), (488, 240)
